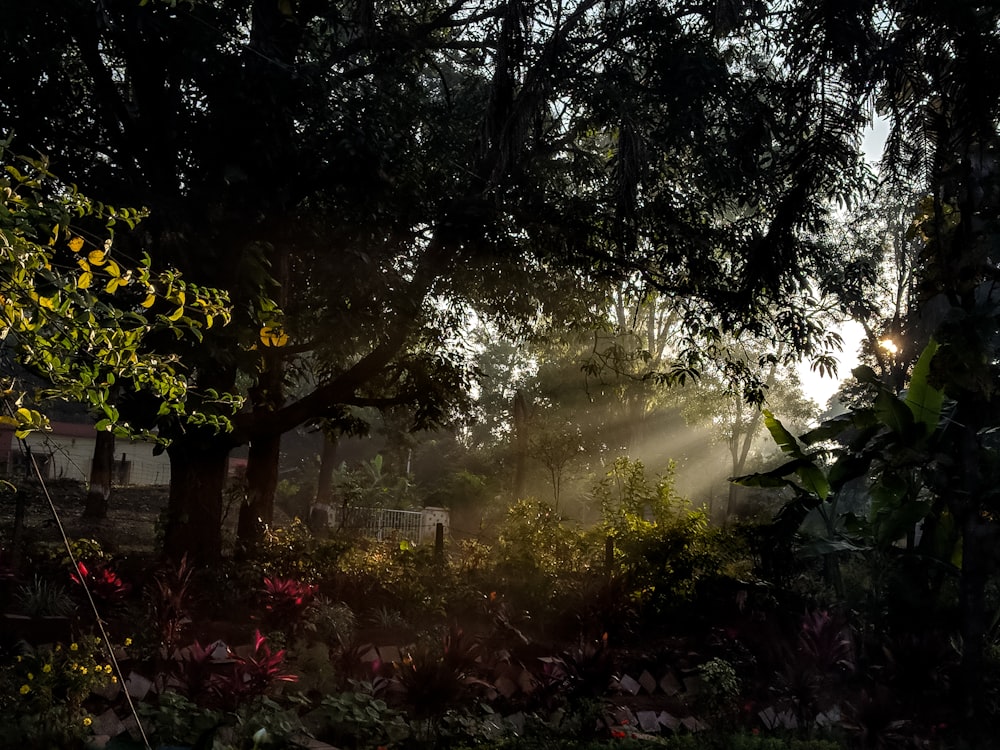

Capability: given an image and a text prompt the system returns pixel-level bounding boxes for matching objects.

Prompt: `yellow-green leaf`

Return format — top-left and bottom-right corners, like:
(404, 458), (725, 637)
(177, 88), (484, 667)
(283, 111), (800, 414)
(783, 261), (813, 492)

(88, 250), (106, 266)
(68, 236), (84, 253)
(259, 325), (289, 347)
(77, 272), (93, 289)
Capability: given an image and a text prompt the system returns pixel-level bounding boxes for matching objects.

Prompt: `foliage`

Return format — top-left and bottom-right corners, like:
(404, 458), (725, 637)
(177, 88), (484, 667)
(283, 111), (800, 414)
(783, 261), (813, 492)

(497, 499), (595, 577)
(301, 596), (356, 649)
(249, 518), (351, 580)
(463, 735), (845, 750)
(146, 553), (195, 654)
(595, 458), (729, 607)
(139, 690), (305, 750)
(0, 0), (885, 562)
(395, 626), (488, 720)
(0, 138), (235, 437)
(304, 684), (411, 749)
(332, 454), (418, 510)
(0, 637), (117, 748)
(25, 537), (108, 579)
(11, 575), (76, 617)
(698, 657), (742, 718)
(494, 498), (597, 616)
(69, 559), (131, 605)
(595, 458), (688, 535)
(260, 575), (318, 635)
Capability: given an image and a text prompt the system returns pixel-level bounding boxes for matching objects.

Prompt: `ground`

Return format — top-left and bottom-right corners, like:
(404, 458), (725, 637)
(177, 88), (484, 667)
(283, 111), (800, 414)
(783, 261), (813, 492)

(2, 480), (169, 557)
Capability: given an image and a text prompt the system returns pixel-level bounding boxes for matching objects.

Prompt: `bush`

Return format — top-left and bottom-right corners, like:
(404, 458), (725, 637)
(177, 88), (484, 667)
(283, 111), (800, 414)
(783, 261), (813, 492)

(594, 458), (735, 615)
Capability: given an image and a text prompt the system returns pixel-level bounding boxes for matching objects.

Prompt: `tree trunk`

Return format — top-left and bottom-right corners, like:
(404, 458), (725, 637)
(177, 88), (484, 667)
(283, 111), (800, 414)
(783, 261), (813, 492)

(236, 430), (281, 553)
(83, 430), (115, 519)
(512, 389), (528, 500)
(309, 433), (338, 534)
(162, 433), (231, 563)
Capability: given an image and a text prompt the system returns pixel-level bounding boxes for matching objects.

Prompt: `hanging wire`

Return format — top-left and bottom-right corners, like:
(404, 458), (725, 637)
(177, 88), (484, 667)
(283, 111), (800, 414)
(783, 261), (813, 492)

(13, 423), (152, 750)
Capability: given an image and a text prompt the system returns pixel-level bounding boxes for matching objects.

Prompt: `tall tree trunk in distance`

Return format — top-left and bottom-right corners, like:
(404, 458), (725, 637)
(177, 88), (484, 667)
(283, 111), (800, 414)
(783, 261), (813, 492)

(237, 431), (281, 554)
(512, 389), (528, 500)
(163, 432), (232, 563)
(83, 430), (115, 519)
(236, 248), (288, 552)
(309, 433), (338, 535)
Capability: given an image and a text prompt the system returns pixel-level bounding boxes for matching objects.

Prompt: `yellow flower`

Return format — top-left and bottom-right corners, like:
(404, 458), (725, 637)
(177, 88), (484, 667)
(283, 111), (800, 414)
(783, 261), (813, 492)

(71, 663), (79, 671)
(111, 676), (118, 684)
(27, 673), (33, 681)
(80, 667), (88, 675)
(82, 717), (92, 727)
(70, 643), (79, 652)
(104, 665), (113, 674)
(124, 637), (132, 647)
(42, 664), (52, 673)
(19, 684), (29, 695)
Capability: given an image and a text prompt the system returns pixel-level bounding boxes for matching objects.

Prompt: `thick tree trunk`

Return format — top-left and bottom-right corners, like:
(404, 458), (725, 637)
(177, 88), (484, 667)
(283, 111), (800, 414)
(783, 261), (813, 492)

(309, 434), (338, 534)
(162, 433), (231, 563)
(236, 431), (281, 553)
(83, 430), (115, 519)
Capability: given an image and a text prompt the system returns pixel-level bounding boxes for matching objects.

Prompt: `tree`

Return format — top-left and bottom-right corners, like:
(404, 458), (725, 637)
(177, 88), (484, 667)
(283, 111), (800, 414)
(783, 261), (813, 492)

(1, 0), (871, 562)
(679, 341), (819, 519)
(737, 1), (1000, 735)
(0, 138), (232, 554)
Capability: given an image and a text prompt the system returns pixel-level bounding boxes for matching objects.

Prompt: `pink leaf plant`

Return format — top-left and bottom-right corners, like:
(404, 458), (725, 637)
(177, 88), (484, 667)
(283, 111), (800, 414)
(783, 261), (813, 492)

(70, 560), (132, 604)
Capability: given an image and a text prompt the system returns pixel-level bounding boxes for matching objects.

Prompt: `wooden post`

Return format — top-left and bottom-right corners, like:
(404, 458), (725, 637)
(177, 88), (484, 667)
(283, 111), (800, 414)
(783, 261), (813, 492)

(605, 535), (615, 575)
(435, 522), (444, 563)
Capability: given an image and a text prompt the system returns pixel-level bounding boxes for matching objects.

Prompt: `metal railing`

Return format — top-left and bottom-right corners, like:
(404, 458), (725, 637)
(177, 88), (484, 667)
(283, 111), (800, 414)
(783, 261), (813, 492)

(336, 506), (423, 543)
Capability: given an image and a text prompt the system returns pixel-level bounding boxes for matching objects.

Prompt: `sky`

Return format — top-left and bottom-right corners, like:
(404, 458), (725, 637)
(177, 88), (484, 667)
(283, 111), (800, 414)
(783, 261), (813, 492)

(796, 319), (865, 406)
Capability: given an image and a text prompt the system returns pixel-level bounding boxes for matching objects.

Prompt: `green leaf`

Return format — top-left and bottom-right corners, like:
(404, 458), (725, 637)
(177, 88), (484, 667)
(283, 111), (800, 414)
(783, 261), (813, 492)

(801, 409), (878, 445)
(763, 410), (805, 458)
(796, 463), (830, 500)
(904, 340), (943, 432)
(852, 365), (880, 385)
(95, 418), (112, 432)
(730, 473), (792, 489)
(875, 389), (914, 434)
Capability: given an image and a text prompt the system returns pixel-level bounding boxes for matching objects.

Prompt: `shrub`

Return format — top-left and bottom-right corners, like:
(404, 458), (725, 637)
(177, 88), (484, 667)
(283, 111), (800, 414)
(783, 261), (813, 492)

(0, 636), (119, 748)
(594, 458), (731, 614)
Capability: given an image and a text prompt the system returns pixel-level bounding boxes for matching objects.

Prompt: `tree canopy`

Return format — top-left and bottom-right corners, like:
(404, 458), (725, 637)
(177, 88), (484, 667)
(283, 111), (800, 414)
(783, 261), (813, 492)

(0, 0), (887, 561)
(0, 136), (233, 434)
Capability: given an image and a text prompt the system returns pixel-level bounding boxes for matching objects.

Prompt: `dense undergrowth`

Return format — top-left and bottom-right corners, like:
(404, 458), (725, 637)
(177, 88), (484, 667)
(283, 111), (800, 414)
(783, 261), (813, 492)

(0, 460), (992, 748)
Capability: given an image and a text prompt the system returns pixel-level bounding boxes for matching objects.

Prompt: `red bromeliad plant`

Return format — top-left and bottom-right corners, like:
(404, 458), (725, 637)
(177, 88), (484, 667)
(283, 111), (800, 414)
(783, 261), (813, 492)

(261, 576), (317, 632)
(217, 630), (298, 708)
(70, 561), (131, 604)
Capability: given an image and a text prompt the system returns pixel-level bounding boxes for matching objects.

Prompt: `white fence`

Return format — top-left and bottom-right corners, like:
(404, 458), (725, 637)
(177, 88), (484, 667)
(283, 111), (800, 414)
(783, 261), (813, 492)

(331, 505), (449, 545)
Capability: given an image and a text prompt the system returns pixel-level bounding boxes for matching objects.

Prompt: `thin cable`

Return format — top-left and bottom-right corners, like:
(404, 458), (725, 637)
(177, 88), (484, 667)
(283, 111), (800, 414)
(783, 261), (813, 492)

(18, 435), (152, 750)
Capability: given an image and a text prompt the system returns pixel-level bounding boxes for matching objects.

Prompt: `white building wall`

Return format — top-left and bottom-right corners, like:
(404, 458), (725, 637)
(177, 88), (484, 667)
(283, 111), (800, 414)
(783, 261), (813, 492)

(17, 432), (172, 486)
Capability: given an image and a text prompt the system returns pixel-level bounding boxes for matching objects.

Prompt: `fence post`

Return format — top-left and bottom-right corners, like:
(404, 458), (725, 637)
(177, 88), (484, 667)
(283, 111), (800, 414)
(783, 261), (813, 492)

(605, 535), (615, 576)
(434, 522), (444, 563)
